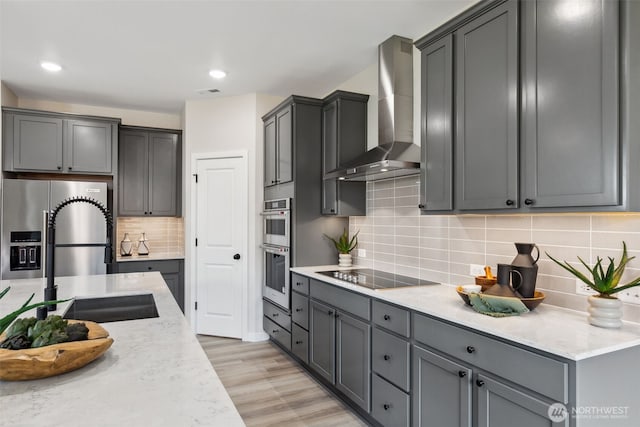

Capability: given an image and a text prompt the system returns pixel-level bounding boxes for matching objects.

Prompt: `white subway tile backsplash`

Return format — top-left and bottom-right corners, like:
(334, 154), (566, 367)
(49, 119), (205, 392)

(351, 178), (640, 322)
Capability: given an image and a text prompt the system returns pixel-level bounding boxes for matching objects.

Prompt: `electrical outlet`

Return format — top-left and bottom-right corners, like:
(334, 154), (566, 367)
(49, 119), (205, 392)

(575, 279), (597, 296)
(357, 249), (366, 258)
(616, 288), (640, 305)
(469, 264), (485, 277)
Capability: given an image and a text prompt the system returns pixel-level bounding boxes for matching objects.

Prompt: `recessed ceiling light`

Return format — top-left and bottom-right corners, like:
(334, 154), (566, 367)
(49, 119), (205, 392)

(209, 69), (226, 79)
(41, 61), (62, 72)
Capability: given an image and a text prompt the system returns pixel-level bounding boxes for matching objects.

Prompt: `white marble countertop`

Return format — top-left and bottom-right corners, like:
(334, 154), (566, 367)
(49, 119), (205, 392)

(0, 273), (244, 427)
(116, 250), (185, 262)
(292, 265), (640, 361)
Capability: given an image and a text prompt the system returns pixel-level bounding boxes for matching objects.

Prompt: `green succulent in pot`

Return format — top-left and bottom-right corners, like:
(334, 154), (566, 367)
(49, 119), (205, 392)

(546, 242), (640, 298)
(324, 229), (359, 254)
(0, 286), (68, 336)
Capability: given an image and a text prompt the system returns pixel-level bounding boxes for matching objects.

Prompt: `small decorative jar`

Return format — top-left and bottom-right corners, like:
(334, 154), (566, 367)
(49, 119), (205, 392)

(120, 233), (133, 256)
(137, 232), (149, 255)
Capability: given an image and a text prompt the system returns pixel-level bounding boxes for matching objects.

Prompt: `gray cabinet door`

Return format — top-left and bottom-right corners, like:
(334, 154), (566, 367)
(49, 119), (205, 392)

(309, 299), (335, 383)
(65, 119), (112, 174)
(149, 132), (178, 216)
(420, 34), (453, 211)
(521, 0), (619, 208)
(322, 101), (339, 215)
(476, 374), (567, 427)
(264, 115), (277, 187)
(162, 272), (183, 312)
(455, 0), (519, 210)
(118, 130), (149, 216)
(336, 310), (371, 412)
(12, 114), (63, 171)
(413, 345), (472, 427)
(276, 106), (292, 185)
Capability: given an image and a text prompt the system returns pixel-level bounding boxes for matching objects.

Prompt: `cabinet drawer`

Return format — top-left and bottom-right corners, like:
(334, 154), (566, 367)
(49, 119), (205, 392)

(264, 316), (291, 351)
(413, 313), (568, 403)
(310, 279), (370, 321)
(117, 260), (181, 274)
(292, 323), (309, 364)
(371, 374), (410, 427)
(291, 273), (310, 295)
(291, 291), (309, 330)
(263, 300), (291, 332)
(372, 328), (410, 392)
(372, 300), (410, 337)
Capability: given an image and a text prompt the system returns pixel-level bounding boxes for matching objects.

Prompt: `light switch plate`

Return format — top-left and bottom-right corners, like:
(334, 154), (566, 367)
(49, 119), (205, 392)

(357, 248), (366, 258)
(469, 264), (485, 277)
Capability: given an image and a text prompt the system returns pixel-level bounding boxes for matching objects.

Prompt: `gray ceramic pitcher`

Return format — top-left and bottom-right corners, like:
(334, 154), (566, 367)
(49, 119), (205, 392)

(510, 243), (539, 298)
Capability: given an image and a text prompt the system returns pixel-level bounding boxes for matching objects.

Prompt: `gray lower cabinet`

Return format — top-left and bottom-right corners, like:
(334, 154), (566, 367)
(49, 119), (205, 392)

(454, 0), (519, 211)
(520, 0), (620, 209)
(309, 295), (371, 413)
(118, 126), (181, 216)
(263, 299), (292, 351)
(372, 374), (410, 427)
(292, 323), (309, 364)
(2, 108), (118, 174)
(413, 345), (472, 427)
(420, 34), (453, 212)
(116, 259), (184, 312)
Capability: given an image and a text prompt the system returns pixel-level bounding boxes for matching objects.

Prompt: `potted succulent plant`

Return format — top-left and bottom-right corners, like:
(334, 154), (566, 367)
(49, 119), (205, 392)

(0, 286), (66, 335)
(547, 242), (640, 328)
(324, 229), (359, 267)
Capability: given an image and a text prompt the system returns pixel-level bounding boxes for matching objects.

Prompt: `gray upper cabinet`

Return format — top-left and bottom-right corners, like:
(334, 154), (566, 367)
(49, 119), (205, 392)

(321, 91), (368, 216)
(521, 0), (620, 209)
(455, 0), (519, 211)
(65, 119), (112, 174)
(420, 34), (454, 212)
(264, 105), (292, 187)
(118, 126), (181, 217)
(3, 108), (118, 174)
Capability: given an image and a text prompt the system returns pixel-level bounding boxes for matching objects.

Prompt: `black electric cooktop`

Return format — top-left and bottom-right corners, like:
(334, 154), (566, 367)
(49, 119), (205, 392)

(317, 269), (439, 290)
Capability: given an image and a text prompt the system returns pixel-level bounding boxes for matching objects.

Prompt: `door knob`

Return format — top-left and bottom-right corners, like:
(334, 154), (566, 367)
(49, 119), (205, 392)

(233, 254), (241, 260)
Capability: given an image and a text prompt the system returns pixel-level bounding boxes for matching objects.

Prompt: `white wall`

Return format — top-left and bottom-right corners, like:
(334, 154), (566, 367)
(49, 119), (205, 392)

(16, 98), (181, 129)
(1, 82), (18, 107)
(183, 93), (282, 341)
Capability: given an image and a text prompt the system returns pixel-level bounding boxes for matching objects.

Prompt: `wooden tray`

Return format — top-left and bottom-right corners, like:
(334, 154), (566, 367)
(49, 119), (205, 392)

(0, 320), (113, 381)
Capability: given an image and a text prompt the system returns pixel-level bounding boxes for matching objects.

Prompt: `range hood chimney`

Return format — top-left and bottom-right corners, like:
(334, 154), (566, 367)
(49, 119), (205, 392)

(325, 35), (420, 182)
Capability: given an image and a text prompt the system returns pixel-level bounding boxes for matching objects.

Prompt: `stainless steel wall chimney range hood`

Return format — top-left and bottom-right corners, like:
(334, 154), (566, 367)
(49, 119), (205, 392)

(325, 35), (420, 182)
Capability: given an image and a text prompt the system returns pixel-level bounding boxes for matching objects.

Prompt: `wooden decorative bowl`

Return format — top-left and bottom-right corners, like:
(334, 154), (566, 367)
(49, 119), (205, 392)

(475, 276), (497, 291)
(0, 320), (113, 381)
(456, 286), (545, 311)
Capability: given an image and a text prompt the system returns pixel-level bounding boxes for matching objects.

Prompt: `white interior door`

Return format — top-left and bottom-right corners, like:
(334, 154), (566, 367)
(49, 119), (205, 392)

(195, 156), (247, 338)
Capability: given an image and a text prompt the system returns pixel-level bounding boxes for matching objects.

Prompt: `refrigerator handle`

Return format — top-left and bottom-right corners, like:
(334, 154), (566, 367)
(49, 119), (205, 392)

(42, 210), (48, 279)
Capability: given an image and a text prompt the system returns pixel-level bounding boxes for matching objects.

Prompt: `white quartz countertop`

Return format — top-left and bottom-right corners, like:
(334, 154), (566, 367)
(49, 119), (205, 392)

(292, 266), (640, 361)
(116, 250), (184, 262)
(0, 273), (244, 427)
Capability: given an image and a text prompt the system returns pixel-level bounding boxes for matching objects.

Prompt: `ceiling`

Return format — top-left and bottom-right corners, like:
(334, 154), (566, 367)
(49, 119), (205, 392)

(0, 0), (476, 114)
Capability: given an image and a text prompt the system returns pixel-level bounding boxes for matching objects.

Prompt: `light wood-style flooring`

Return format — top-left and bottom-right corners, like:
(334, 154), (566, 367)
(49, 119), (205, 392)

(197, 335), (368, 427)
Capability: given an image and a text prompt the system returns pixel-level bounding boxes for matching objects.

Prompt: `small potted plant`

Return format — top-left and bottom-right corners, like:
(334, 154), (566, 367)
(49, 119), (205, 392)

(547, 242), (640, 328)
(324, 229), (359, 267)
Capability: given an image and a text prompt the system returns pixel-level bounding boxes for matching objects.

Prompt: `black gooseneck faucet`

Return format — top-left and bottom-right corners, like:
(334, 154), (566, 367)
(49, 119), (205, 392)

(36, 196), (114, 320)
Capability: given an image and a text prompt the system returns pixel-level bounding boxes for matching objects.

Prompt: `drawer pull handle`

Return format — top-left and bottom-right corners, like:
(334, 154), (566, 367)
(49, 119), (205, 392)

(505, 199), (514, 206)
(476, 379), (485, 387)
(524, 198), (534, 206)
(295, 340), (303, 344)
(383, 354), (391, 361)
(148, 267), (152, 271)
(296, 282), (303, 286)
(295, 308), (302, 312)
(466, 346), (475, 354)
(272, 329), (278, 334)
(272, 313), (279, 317)
(458, 371), (467, 378)
(335, 313), (340, 318)
(327, 310), (334, 315)
(383, 404), (390, 411)
(383, 314), (391, 321)
(57, 166), (62, 170)
(418, 204), (425, 209)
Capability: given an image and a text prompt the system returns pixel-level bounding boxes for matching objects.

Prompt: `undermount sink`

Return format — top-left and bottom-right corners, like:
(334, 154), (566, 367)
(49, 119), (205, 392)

(63, 294), (159, 323)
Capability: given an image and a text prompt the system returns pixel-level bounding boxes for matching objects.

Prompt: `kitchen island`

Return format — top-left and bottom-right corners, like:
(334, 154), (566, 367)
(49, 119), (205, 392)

(0, 272), (244, 427)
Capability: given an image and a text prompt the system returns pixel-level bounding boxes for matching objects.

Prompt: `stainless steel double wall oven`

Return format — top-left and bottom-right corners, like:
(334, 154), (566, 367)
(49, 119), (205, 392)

(261, 198), (290, 309)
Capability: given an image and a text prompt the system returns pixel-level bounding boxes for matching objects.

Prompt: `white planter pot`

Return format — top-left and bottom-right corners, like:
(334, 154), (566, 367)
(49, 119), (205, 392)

(588, 295), (623, 329)
(338, 253), (352, 267)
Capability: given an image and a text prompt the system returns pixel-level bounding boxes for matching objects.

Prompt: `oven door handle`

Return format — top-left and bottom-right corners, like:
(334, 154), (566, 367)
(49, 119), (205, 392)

(260, 211), (289, 217)
(260, 244), (289, 254)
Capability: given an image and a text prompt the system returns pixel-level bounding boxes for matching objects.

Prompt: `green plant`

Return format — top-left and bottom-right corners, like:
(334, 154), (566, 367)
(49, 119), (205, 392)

(546, 242), (640, 298)
(324, 229), (359, 254)
(0, 286), (68, 335)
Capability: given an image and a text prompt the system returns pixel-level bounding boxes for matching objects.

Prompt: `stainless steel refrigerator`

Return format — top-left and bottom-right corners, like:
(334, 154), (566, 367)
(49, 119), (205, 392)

(1, 179), (110, 279)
